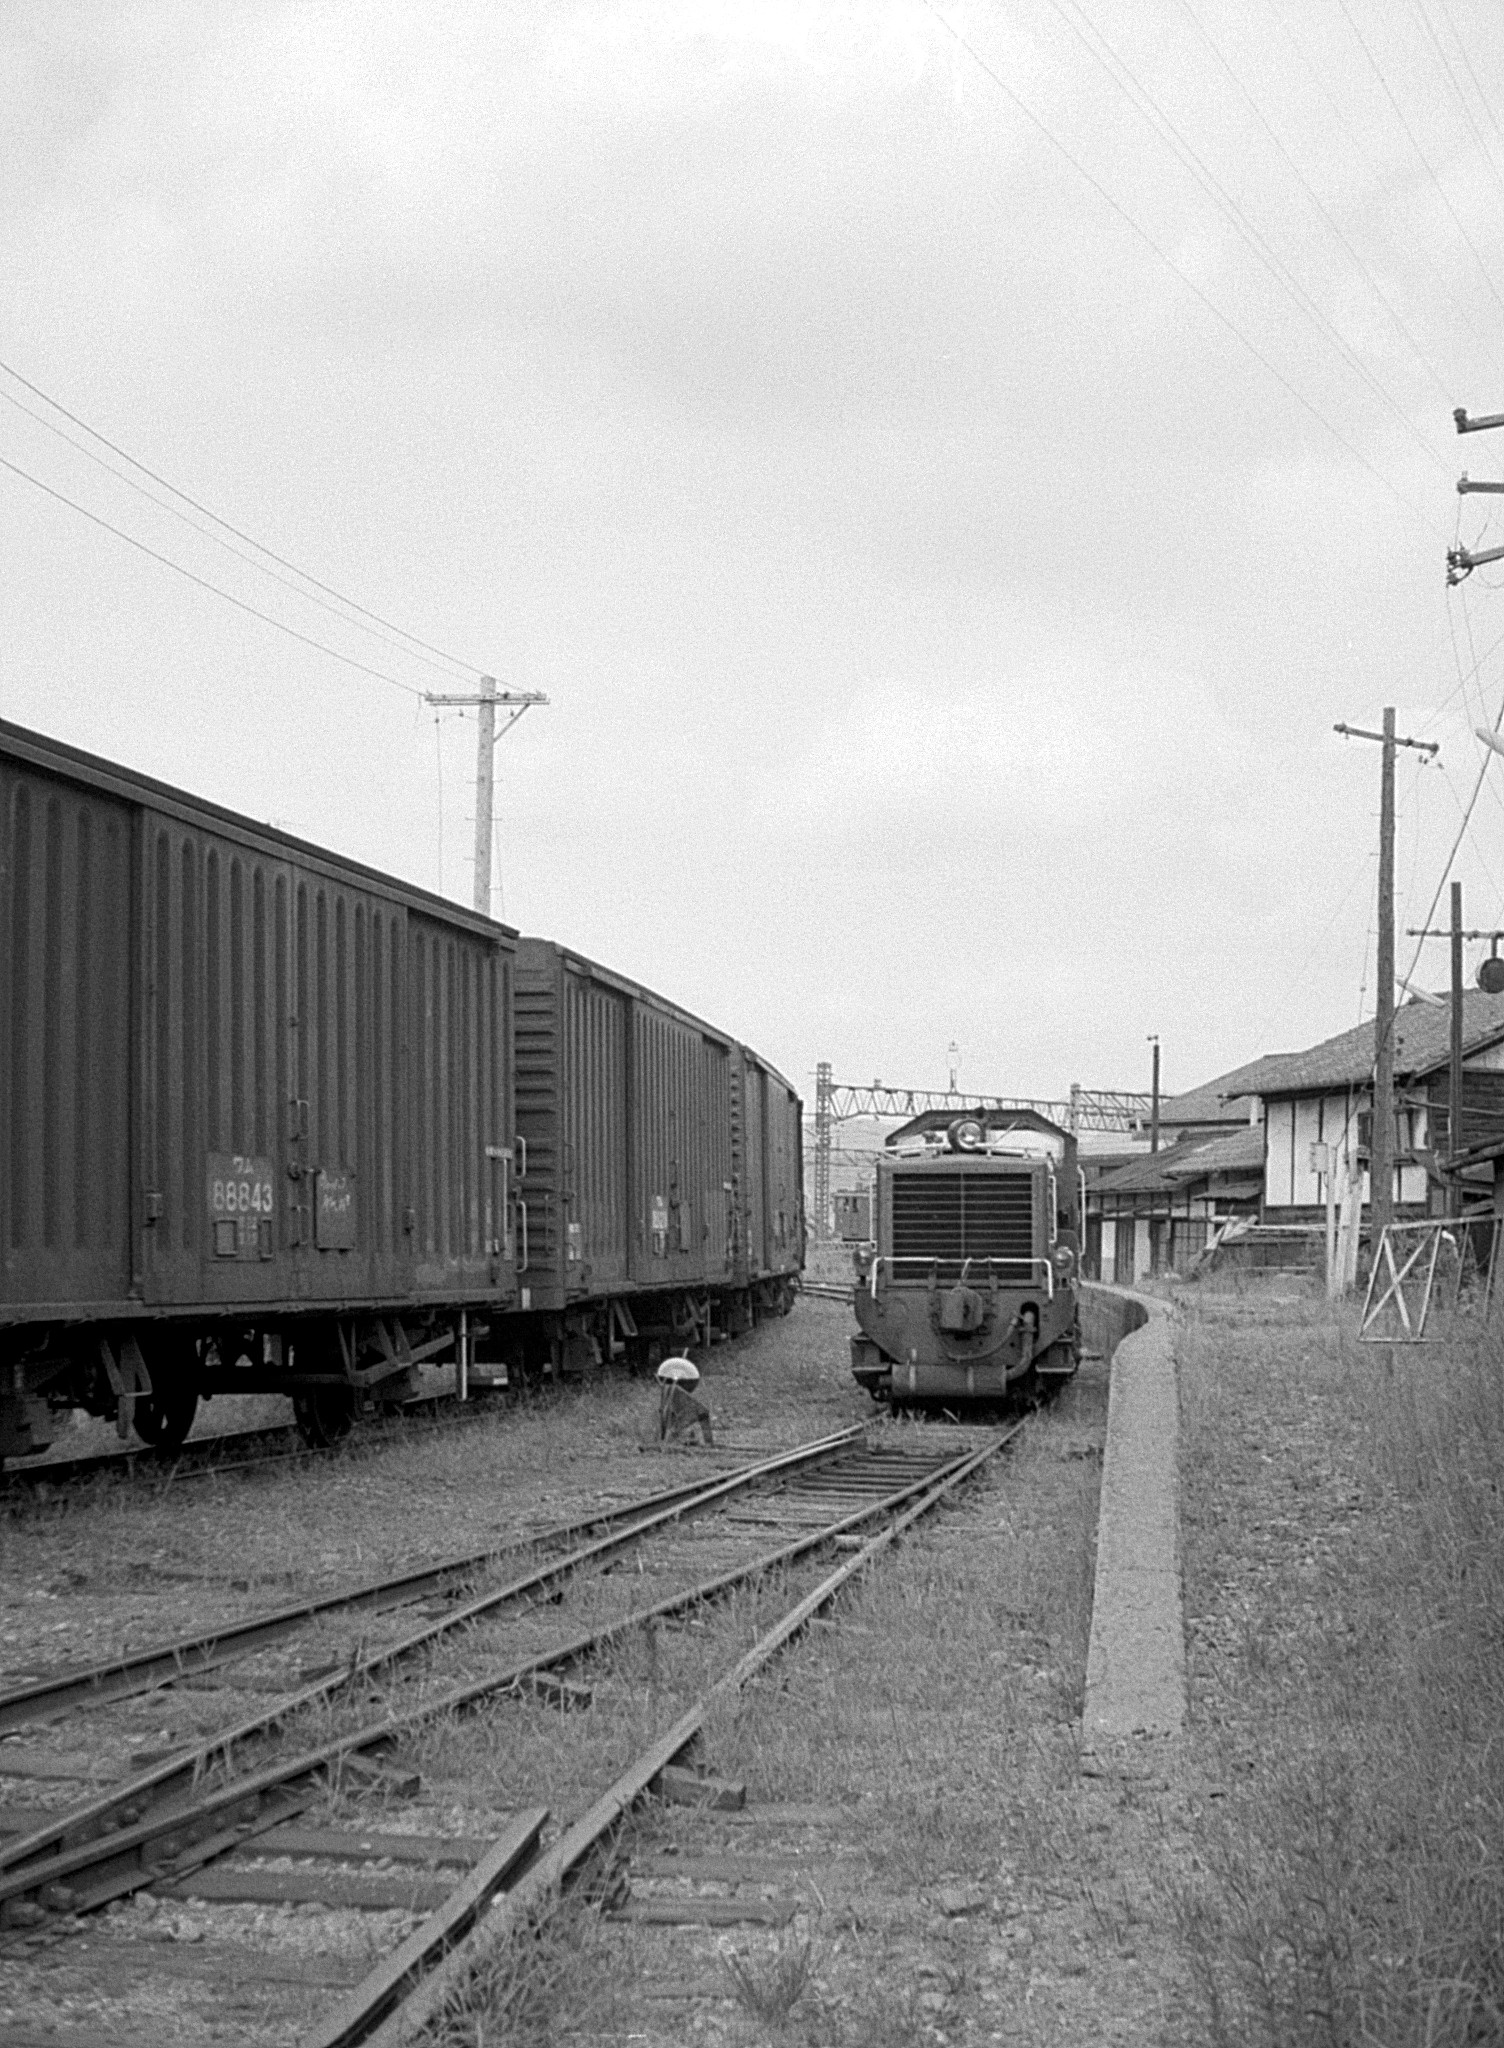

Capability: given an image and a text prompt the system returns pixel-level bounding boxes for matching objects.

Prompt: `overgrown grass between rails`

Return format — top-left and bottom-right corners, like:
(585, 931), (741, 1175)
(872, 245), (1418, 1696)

(430, 1412), (1106, 2048)
(703, 1436), (1102, 1879)
(1175, 1301), (1504, 2048)
(426, 1891), (629, 2047)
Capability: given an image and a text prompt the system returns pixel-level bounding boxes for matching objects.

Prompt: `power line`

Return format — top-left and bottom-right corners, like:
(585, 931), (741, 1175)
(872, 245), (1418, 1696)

(1265, 0), (1504, 386)
(1175, 0), (1458, 408)
(1409, 0), (1504, 214)
(0, 354), (482, 682)
(1336, 0), (1504, 326)
(1436, 0), (1504, 159)
(0, 383), (476, 685)
(920, 1), (1440, 532)
(1402, 679), (1504, 992)
(1049, 0), (1451, 473)
(0, 450), (422, 700)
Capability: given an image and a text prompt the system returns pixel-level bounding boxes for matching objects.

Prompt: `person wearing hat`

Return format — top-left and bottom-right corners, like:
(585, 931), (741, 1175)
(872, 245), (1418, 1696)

(655, 1355), (713, 1445)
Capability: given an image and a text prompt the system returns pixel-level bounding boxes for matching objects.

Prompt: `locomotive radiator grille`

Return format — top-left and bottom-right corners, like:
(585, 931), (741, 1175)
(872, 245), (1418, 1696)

(890, 1172), (1035, 1263)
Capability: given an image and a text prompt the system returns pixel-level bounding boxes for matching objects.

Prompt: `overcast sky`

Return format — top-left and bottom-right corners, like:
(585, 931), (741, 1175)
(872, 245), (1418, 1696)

(6, 1), (1504, 1107)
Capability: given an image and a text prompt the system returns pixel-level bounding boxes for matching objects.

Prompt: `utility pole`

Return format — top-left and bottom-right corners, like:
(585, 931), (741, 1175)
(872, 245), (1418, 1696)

(1451, 880), (1464, 1211)
(424, 676), (549, 916)
(1402, 899), (1504, 1215)
(1448, 405), (1504, 582)
(1376, 709), (1396, 1243)
(1335, 714), (1439, 1244)
(1147, 1035), (1161, 1154)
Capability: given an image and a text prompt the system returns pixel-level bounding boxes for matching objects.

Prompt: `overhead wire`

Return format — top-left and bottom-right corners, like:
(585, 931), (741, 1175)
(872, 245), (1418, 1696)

(1264, 0), (1504, 384)
(1174, 0), (1458, 408)
(1409, 0), (1504, 214)
(1401, 678), (1504, 994)
(1437, 755), (1504, 910)
(1459, 584), (1504, 855)
(0, 450), (423, 701)
(1436, 0), (1504, 157)
(1335, 0), (1504, 326)
(0, 353), (483, 683)
(0, 382), (476, 686)
(1047, 0), (1452, 473)
(919, 1), (1441, 533)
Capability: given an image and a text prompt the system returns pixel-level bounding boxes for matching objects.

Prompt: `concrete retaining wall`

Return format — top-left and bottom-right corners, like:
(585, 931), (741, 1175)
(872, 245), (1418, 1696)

(1078, 1282), (1185, 1745)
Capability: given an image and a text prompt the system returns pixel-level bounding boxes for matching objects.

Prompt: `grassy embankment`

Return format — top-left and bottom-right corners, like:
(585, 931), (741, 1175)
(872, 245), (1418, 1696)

(1176, 1295), (1503, 2048)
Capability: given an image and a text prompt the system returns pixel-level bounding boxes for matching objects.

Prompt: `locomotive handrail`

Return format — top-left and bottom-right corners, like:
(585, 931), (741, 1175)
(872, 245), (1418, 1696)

(876, 1254), (1055, 1298)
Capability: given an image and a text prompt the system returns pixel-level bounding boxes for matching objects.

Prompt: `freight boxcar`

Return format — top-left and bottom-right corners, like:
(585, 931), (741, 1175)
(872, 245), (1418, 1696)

(1, 719), (519, 1457)
(512, 939), (801, 1372)
(732, 1044), (803, 1314)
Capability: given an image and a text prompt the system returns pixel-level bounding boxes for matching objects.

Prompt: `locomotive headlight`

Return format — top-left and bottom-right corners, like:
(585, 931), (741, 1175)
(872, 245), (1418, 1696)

(1052, 1242), (1076, 1275)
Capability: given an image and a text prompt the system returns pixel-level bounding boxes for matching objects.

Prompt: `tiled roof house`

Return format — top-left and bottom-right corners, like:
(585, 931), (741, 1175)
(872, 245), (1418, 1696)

(1087, 1126), (1264, 1283)
(1243, 990), (1504, 1220)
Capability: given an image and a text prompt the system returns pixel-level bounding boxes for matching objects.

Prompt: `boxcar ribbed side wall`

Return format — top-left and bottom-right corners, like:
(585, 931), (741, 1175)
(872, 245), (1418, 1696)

(513, 943), (564, 1305)
(565, 968), (629, 1290)
(763, 1065), (804, 1278)
(3, 719), (519, 1334)
(628, 1007), (734, 1290)
(407, 913), (513, 1295)
(736, 1053), (767, 1281)
(1, 755), (134, 1310)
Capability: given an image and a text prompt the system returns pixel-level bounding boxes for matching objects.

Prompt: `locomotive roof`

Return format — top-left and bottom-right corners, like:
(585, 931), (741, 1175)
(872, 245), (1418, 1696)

(884, 1106), (1070, 1148)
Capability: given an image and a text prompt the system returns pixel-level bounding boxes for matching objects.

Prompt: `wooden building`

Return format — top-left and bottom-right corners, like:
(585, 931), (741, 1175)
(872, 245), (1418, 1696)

(1086, 1127), (1264, 1283)
(1236, 991), (1504, 1222)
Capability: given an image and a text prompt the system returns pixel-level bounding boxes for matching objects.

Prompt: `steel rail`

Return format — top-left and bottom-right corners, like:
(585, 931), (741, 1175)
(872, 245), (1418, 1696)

(0, 1438), (987, 1920)
(1, 1388), (517, 1492)
(1, 1424), (303, 1490)
(0, 1427), (866, 1888)
(332, 1424), (1020, 2048)
(0, 1426), (864, 1736)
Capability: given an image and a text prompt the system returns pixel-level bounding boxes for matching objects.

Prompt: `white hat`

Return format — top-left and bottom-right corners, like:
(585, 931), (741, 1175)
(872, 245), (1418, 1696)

(655, 1355), (700, 1385)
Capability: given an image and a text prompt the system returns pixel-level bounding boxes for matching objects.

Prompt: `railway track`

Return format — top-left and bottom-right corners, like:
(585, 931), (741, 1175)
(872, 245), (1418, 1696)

(798, 1281), (855, 1304)
(0, 1421), (1021, 2044)
(0, 1388), (514, 1495)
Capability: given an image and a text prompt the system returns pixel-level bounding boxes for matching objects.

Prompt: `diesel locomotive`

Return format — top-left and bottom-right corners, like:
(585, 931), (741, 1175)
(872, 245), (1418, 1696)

(849, 1108), (1081, 1404)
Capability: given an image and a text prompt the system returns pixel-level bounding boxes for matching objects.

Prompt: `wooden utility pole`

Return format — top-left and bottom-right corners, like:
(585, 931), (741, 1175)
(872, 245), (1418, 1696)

(1334, 714), (1439, 1247)
(1451, 880), (1464, 1213)
(1375, 707), (1396, 1243)
(1148, 1035), (1161, 1154)
(1402, 893), (1504, 1217)
(424, 676), (549, 916)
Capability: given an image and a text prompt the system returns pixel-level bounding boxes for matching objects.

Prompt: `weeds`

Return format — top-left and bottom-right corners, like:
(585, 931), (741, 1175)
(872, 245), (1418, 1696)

(429, 1896), (621, 2048)
(1176, 1301), (1504, 2048)
(721, 1929), (817, 2023)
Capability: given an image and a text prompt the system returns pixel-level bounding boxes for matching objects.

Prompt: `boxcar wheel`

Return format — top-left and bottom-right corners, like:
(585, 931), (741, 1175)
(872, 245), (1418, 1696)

(134, 1383), (200, 1452)
(293, 1387), (356, 1448)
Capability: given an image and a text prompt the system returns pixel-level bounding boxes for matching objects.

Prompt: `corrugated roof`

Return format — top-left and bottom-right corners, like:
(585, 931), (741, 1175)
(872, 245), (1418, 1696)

(1094, 1126), (1265, 1195)
(1235, 991), (1504, 1098)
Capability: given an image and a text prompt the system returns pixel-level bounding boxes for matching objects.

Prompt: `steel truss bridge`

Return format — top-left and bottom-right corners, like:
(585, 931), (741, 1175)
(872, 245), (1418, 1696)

(807, 1064), (1154, 1239)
